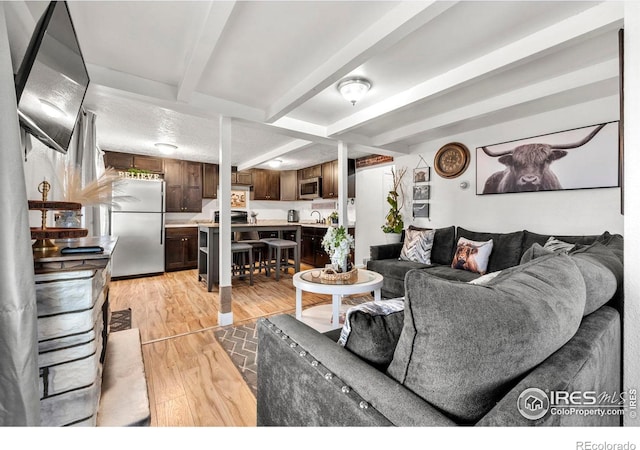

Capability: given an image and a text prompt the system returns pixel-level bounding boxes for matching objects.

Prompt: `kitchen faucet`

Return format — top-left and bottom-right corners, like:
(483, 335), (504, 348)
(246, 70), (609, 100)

(311, 210), (322, 223)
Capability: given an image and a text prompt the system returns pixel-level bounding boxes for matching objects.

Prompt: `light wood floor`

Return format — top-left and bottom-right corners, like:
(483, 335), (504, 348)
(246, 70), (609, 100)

(108, 266), (335, 427)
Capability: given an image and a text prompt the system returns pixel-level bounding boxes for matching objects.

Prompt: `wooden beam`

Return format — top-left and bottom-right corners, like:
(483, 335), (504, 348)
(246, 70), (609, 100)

(177, 1), (237, 103)
(264, 1), (458, 123)
(327, 1), (624, 137)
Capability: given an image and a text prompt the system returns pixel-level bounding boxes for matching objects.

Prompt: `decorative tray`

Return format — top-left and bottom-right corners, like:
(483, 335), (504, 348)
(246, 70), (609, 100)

(320, 267), (358, 283)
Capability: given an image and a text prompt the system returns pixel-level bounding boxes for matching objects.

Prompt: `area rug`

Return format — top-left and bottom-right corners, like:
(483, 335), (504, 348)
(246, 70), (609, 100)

(214, 295), (372, 397)
(109, 308), (132, 332)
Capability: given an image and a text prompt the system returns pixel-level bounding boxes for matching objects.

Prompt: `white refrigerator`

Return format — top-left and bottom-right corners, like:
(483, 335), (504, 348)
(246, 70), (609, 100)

(110, 178), (165, 278)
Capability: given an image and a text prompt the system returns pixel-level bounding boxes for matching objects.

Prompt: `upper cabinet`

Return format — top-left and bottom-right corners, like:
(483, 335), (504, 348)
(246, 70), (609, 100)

(231, 168), (253, 185)
(202, 163), (218, 199)
(103, 151), (163, 173)
(321, 159), (356, 199)
(280, 170), (297, 201)
(164, 159), (202, 212)
(298, 164), (322, 181)
(252, 169), (280, 201)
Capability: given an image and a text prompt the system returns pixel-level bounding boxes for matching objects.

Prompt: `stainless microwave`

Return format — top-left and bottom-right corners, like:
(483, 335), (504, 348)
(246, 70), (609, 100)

(299, 177), (322, 199)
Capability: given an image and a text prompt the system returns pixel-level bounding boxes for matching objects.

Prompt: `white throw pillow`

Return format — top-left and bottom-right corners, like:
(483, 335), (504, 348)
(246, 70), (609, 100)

(451, 237), (494, 275)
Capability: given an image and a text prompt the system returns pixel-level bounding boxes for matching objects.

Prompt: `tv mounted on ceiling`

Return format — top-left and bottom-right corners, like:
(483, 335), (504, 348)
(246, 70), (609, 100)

(14, 1), (89, 155)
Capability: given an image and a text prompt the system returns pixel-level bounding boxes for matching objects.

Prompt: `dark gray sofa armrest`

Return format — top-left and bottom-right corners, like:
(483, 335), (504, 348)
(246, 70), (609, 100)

(257, 314), (455, 427)
(476, 306), (621, 426)
(370, 243), (403, 261)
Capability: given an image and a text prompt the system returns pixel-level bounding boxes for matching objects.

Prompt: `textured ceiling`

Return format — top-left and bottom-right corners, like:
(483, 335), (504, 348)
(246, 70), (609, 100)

(6, 1), (622, 170)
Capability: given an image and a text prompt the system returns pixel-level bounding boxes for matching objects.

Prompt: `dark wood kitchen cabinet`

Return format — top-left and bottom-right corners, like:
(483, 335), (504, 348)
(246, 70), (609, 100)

(103, 151), (163, 173)
(202, 163), (219, 199)
(321, 159), (356, 199)
(164, 159), (202, 212)
(252, 169), (280, 200)
(298, 164), (322, 181)
(165, 227), (198, 271)
(280, 170), (297, 201)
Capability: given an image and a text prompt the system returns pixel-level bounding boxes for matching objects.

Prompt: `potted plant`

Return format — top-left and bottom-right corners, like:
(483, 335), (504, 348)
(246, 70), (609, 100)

(321, 225), (355, 272)
(328, 211), (339, 224)
(381, 167), (407, 243)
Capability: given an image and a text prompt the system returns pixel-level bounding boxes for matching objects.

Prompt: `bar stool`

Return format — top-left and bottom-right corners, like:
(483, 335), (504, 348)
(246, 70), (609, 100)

(262, 239), (298, 281)
(231, 242), (253, 285)
(235, 231), (270, 276)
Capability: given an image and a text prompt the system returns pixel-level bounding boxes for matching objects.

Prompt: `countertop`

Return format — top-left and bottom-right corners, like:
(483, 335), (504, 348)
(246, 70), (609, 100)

(32, 236), (118, 263)
(165, 220), (355, 229)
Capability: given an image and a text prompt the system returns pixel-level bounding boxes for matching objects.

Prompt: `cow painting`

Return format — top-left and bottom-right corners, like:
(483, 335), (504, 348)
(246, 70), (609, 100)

(479, 123), (612, 195)
(452, 242), (480, 273)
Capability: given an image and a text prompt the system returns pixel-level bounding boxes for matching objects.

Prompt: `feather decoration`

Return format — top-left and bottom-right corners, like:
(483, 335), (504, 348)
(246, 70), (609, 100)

(59, 166), (132, 207)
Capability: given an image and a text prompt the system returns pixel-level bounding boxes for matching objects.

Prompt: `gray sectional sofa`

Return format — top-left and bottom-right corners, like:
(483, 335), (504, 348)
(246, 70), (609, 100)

(257, 226), (624, 426)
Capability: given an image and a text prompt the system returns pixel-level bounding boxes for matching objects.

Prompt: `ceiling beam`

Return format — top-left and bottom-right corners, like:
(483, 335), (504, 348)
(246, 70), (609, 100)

(237, 139), (314, 171)
(86, 63), (265, 122)
(264, 1), (458, 123)
(176, 1), (236, 103)
(371, 59), (620, 147)
(326, 1), (624, 137)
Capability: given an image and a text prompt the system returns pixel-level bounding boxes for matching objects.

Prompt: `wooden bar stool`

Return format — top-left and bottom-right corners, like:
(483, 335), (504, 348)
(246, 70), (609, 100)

(262, 239), (298, 281)
(231, 242), (253, 285)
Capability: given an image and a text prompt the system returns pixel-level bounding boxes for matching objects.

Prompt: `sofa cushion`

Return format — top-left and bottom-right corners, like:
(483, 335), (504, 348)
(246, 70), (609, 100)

(522, 230), (600, 254)
(456, 227), (524, 273)
(522, 242), (622, 316)
(400, 228), (435, 264)
(338, 299), (405, 371)
(421, 265), (480, 282)
(570, 242), (623, 316)
(408, 225), (456, 265)
(367, 258), (429, 282)
(596, 231), (624, 263)
(386, 254), (586, 423)
(451, 237), (493, 275)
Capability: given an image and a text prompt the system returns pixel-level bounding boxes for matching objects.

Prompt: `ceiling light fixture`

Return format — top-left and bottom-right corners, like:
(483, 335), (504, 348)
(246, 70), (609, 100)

(337, 77), (372, 106)
(269, 159), (283, 168)
(154, 143), (177, 155)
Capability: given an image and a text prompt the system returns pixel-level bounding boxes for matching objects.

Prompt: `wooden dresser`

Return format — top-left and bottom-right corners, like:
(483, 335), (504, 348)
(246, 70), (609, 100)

(33, 236), (117, 426)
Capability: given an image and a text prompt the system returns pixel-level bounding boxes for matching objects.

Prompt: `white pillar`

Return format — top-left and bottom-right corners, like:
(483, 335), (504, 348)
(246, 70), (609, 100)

(623, 1), (639, 427)
(218, 116), (233, 326)
(337, 141), (348, 228)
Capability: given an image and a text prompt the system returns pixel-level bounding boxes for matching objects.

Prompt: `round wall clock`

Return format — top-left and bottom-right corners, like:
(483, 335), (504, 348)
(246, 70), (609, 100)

(433, 142), (470, 179)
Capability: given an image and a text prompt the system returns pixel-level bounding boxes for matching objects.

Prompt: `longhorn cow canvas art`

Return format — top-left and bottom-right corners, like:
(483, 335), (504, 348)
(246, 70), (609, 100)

(476, 121), (619, 195)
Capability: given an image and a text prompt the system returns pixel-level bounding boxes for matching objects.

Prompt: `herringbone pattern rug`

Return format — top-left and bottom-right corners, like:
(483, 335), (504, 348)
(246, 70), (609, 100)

(214, 295), (372, 397)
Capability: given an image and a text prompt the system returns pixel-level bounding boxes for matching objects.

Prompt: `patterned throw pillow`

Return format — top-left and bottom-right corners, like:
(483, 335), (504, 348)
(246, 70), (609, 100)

(399, 228), (435, 264)
(451, 237), (494, 275)
(543, 236), (575, 253)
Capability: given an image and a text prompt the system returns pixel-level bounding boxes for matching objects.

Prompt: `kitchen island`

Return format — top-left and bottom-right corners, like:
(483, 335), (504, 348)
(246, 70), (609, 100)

(198, 222), (302, 291)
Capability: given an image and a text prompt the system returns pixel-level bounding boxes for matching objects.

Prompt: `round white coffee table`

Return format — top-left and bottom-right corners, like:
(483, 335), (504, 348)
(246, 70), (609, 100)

(293, 268), (383, 329)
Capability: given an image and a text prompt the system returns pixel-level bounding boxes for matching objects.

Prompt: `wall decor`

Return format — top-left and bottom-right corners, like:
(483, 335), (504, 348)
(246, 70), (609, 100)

(412, 155), (430, 220)
(477, 121), (619, 195)
(413, 166), (430, 183)
(412, 202), (430, 218)
(434, 142), (470, 179)
(413, 184), (430, 201)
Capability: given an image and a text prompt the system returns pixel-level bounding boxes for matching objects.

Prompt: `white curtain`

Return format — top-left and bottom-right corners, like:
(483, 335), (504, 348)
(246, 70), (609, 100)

(0, 4), (40, 426)
(68, 110), (104, 236)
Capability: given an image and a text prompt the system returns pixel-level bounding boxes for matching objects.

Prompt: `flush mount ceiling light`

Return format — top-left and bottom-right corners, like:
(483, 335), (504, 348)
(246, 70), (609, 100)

(337, 77), (372, 106)
(154, 143), (177, 155)
(269, 159), (283, 168)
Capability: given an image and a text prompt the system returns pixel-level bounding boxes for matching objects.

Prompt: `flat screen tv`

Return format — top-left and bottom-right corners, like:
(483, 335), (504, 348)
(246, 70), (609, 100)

(14, 1), (89, 154)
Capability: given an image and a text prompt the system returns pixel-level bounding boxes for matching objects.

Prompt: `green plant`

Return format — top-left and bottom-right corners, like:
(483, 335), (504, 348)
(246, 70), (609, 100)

(328, 211), (339, 221)
(322, 225), (355, 271)
(381, 167), (407, 234)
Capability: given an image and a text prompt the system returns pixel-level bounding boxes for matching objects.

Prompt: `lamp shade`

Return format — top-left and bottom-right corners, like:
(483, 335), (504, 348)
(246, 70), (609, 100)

(337, 78), (371, 105)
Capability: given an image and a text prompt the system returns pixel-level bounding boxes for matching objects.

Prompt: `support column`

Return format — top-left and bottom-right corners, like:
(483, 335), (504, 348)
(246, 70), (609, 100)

(218, 116), (233, 326)
(337, 141), (348, 228)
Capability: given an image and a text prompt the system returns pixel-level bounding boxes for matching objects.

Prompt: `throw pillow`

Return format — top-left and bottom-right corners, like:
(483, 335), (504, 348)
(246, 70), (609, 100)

(543, 236), (575, 253)
(451, 237), (493, 275)
(399, 228), (435, 264)
(386, 254), (586, 423)
(338, 299), (405, 371)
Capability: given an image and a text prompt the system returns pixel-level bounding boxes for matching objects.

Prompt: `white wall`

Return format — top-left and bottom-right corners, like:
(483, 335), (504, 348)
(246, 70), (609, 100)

(623, 0), (639, 427)
(356, 94), (623, 266)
